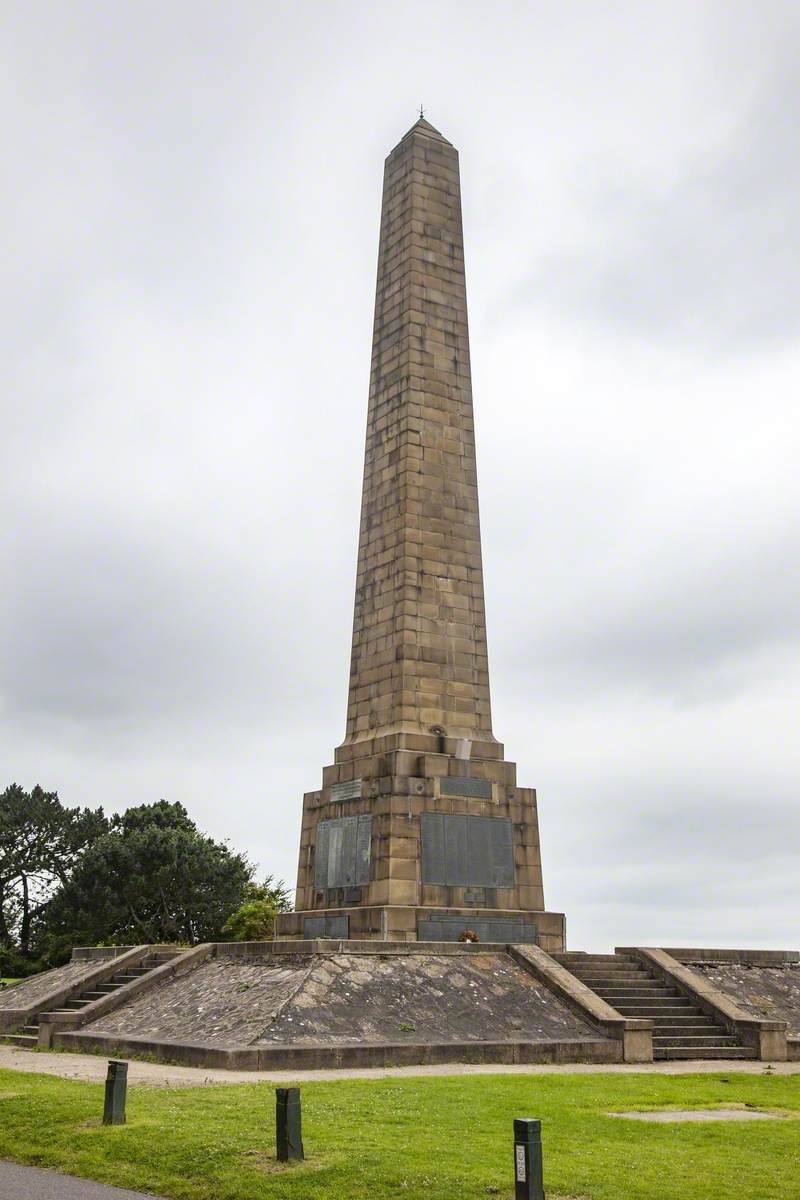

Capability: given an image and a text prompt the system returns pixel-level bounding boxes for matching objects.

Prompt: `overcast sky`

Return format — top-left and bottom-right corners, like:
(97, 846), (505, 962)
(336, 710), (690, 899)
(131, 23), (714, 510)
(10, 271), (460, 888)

(2, 1), (798, 951)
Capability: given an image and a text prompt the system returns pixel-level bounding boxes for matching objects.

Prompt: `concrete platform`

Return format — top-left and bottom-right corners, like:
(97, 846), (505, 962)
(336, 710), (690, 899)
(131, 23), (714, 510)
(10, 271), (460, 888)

(58, 943), (617, 1070)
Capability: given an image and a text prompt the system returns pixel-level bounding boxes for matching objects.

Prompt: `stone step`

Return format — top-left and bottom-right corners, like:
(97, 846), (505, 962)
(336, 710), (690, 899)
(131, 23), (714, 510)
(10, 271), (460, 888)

(22, 1025), (39, 1035)
(63, 998), (92, 1009)
(0, 1033), (37, 1048)
(609, 993), (695, 1003)
(564, 951), (754, 1061)
(597, 979), (681, 988)
(567, 956), (641, 965)
(614, 1004), (700, 1017)
(574, 975), (652, 986)
(653, 1021), (719, 1033)
(80, 990), (109, 1002)
(655, 1046), (754, 1061)
(568, 960), (642, 969)
(566, 958), (642, 968)
(582, 979), (671, 988)
(653, 1034), (742, 1048)
(597, 988), (681, 998)
(557, 957), (624, 968)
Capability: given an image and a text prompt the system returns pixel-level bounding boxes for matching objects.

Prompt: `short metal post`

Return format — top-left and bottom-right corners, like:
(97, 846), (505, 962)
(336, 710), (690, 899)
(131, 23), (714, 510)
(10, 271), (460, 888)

(514, 1117), (544, 1200)
(103, 1060), (128, 1126)
(276, 1087), (304, 1161)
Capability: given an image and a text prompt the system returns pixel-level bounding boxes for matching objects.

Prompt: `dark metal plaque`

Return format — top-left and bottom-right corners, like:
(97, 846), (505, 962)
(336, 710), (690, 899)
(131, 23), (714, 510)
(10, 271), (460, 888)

(421, 813), (515, 888)
(340, 816), (358, 885)
(314, 821), (330, 889)
(355, 815), (372, 885)
(445, 812), (470, 885)
(440, 777), (492, 799)
(303, 914), (350, 939)
(417, 916), (537, 944)
(488, 816), (515, 888)
(420, 812), (447, 885)
(315, 815), (372, 889)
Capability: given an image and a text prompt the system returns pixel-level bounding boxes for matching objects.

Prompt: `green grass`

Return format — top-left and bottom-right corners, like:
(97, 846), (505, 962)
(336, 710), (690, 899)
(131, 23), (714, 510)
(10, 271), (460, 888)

(0, 978), (21, 986)
(0, 1067), (797, 1199)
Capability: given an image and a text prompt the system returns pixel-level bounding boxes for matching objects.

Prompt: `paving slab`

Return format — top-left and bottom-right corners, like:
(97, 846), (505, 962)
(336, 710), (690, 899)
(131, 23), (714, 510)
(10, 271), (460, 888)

(0, 1161), (163, 1199)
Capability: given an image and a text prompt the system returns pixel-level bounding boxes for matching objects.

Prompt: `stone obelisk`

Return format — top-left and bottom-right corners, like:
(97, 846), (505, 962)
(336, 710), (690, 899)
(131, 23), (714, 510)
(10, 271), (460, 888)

(276, 118), (564, 950)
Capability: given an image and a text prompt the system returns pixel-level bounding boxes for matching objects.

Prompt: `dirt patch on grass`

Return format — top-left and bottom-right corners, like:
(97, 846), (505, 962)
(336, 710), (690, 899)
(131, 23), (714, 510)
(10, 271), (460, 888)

(237, 1148), (330, 1175)
(609, 1107), (788, 1122)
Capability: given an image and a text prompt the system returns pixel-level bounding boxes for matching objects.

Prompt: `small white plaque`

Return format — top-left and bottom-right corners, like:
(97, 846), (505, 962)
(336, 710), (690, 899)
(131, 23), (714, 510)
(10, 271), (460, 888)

(330, 779), (362, 803)
(515, 1144), (526, 1182)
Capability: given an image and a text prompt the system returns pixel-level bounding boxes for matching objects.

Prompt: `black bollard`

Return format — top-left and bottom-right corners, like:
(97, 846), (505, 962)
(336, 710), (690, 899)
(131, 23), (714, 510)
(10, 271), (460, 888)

(103, 1060), (128, 1126)
(513, 1117), (544, 1200)
(276, 1087), (304, 1162)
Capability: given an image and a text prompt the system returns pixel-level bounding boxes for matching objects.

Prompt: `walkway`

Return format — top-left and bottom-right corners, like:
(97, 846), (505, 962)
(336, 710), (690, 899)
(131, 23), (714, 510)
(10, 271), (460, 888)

(0, 1043), (797, 1086)
(0, 1161), (162, 1199)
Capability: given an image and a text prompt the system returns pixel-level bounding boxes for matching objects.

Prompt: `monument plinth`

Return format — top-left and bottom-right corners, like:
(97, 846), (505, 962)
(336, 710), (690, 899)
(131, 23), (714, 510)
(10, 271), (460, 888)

(276, 118), (565, 950)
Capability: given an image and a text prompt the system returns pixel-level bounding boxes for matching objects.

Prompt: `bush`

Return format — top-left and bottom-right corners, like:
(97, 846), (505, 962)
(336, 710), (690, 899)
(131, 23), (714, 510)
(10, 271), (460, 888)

(0, 947), (42, 979)
(221, 899), (279, 942)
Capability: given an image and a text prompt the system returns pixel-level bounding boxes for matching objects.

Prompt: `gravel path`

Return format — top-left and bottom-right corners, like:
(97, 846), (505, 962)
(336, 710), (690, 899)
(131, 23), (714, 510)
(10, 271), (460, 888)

(1, 1044), (798, 1086)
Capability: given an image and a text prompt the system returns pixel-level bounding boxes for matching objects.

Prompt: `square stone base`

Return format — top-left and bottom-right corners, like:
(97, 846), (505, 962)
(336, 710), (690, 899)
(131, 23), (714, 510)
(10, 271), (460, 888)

(275, 905), (566, 953)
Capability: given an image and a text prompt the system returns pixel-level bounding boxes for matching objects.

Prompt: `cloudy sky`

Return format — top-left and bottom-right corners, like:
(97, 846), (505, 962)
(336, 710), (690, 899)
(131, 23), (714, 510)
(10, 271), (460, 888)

(2, 1), (798, 951)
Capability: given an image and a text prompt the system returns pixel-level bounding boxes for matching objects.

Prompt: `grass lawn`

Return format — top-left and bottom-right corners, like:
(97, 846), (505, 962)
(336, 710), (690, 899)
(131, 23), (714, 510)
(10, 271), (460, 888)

(0, 1067), (797, 1199)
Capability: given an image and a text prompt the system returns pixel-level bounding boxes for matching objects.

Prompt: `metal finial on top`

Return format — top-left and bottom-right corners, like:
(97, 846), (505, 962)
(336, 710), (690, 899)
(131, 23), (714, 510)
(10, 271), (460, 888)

(419, 103), (425, 120)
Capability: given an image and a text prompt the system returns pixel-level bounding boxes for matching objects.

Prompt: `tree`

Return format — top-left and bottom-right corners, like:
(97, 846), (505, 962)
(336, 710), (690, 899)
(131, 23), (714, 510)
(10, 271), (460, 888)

(39, 800), (253, 960)
(222, 875), (292, 941)
(0, 785), (107, 961)
(244, 875), (292, 910)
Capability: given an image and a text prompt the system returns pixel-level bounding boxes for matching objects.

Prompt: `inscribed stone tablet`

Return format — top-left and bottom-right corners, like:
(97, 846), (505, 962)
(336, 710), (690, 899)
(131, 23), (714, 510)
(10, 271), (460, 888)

(440, 777), (492, 799)
(330, 779), (363, 803)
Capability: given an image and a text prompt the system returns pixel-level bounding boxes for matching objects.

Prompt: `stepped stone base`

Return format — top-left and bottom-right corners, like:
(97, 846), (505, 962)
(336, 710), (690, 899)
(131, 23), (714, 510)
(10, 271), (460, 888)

(52, 940), (613, 1069)
(4, 941), (795, 1070)
(285, 733), (561, 952)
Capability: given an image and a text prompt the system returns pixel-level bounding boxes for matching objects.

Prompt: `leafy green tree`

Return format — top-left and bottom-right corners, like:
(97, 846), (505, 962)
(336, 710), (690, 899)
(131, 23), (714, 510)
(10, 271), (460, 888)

(222, 875), (292, 941)
(244, 875), (292, 910)
(39, 801), (252, 960)
(0, 784), (107, 961)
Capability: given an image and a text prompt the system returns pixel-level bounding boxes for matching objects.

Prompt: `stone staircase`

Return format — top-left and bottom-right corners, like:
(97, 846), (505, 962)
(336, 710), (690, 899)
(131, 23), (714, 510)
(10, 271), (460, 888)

(1, 950), (178, 1050)
(556, 952), (755, 1060)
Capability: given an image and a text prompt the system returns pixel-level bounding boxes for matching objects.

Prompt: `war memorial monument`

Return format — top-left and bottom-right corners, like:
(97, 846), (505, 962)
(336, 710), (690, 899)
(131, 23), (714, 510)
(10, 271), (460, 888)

(274, 115), (563, 951)
(1, 119), (797, 1071)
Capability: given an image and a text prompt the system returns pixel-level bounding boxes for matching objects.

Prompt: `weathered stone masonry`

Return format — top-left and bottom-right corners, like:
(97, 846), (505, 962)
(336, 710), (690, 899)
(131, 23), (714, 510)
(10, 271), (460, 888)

(276, 119), (565, 948)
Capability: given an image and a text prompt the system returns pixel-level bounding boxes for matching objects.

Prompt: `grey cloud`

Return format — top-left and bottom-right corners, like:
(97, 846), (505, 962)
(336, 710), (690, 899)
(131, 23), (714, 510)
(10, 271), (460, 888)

(2, 523), (277, 722)
(503, 522), (800, 701)
(1, 1), (797, 950)
(518, 56), (800, 350)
